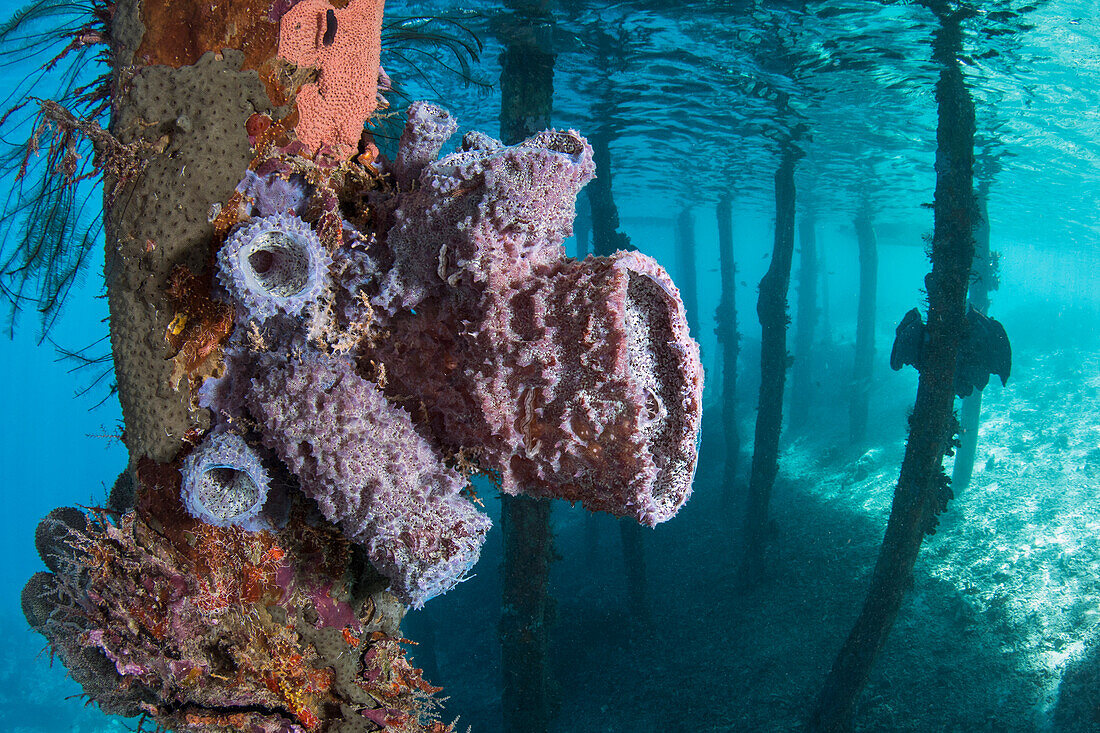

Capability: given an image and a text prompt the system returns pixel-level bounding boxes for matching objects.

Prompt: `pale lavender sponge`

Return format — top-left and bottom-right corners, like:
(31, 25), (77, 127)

(235, 169), (309, 217)
(180, 432), (272, 530)
(391, 101), (458, 189)
(245, 353), (491, 608)
(217, 214), (331, 322)
(374, 126), (595, 316)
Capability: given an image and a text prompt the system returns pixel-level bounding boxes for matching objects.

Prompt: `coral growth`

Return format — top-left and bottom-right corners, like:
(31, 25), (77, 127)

(35, 506), (90, 575)
(107, 48), (276, 464)
(23, 566), (150, 718)
(0, 1), (700, 729)
(217, 214), (331, 322)
(471, 250), (703, 525)
(278, 0), (387, 156)
(24, 486), (452, 732)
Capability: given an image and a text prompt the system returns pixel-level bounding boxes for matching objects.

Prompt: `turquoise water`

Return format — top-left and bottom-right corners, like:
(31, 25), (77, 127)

(2, 0), (1100, 730)
(0, 0), (126, 725)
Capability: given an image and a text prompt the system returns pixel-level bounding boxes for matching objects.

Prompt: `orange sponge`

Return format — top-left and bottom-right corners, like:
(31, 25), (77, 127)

(279, 0), (386, 157)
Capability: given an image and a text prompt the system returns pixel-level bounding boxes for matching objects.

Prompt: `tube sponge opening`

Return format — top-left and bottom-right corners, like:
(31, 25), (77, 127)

(217, 214), (331, 321)
(392, 101), (458, 189)
(620, 256), (702, 523)
(181, 433), (272, 530)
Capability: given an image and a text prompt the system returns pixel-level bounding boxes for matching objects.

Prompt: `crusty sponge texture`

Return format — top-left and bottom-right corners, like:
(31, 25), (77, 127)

(106, 50), (273, 463)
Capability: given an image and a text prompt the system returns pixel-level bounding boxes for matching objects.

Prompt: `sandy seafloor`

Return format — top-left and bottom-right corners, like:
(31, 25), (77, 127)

(389, 306), (1100, 733)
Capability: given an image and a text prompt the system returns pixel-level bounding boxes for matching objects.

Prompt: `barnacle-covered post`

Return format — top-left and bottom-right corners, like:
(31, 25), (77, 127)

(809, 3), (977, 729)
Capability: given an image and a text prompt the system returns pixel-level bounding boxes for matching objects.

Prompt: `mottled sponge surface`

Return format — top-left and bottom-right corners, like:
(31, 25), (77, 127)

(473, 251), (703, 526)
(245, 353), (491, 608)
(180, 432), (272, 530)
(217, 214), (331, 322)
(391, 101), (458, 189)
(368, 122), (703, 525)
(375, 127), (596, 316)
(278, 0), (386, 156)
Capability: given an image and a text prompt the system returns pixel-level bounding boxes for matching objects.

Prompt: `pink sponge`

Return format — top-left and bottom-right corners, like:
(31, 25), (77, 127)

(375, 127), (595, 316)
(278, 0), (386, 156)
(471, 250), (703, 526)
(367, 122), (703, 526)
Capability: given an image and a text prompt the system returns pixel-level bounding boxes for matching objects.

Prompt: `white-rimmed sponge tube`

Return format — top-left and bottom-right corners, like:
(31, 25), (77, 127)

(180, 432), (272, 530)
(217, 214), (331, 321)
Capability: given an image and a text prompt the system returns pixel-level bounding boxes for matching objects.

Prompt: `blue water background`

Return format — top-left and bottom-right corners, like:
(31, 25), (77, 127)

(1, 0), (1099, 730)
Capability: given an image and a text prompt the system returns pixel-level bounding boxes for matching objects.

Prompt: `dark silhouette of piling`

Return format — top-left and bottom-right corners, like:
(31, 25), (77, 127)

(809, 6), (976, 729)
(716, 196), (741, 511)
(790, 208), (818, 432)
(742, 141), (798, 583)
(498, 7), (557, 730)
(850, 203), (878, 444)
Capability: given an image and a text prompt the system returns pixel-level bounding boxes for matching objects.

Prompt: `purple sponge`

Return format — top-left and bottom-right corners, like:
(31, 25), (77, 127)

(365, 126), (703, 526)
(180, 432), (272, 530)
(245, 353), (491, 608)
(216, 214), (331, 322)
(391, 101), (458, 189)
(235, 169), (309, 217)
